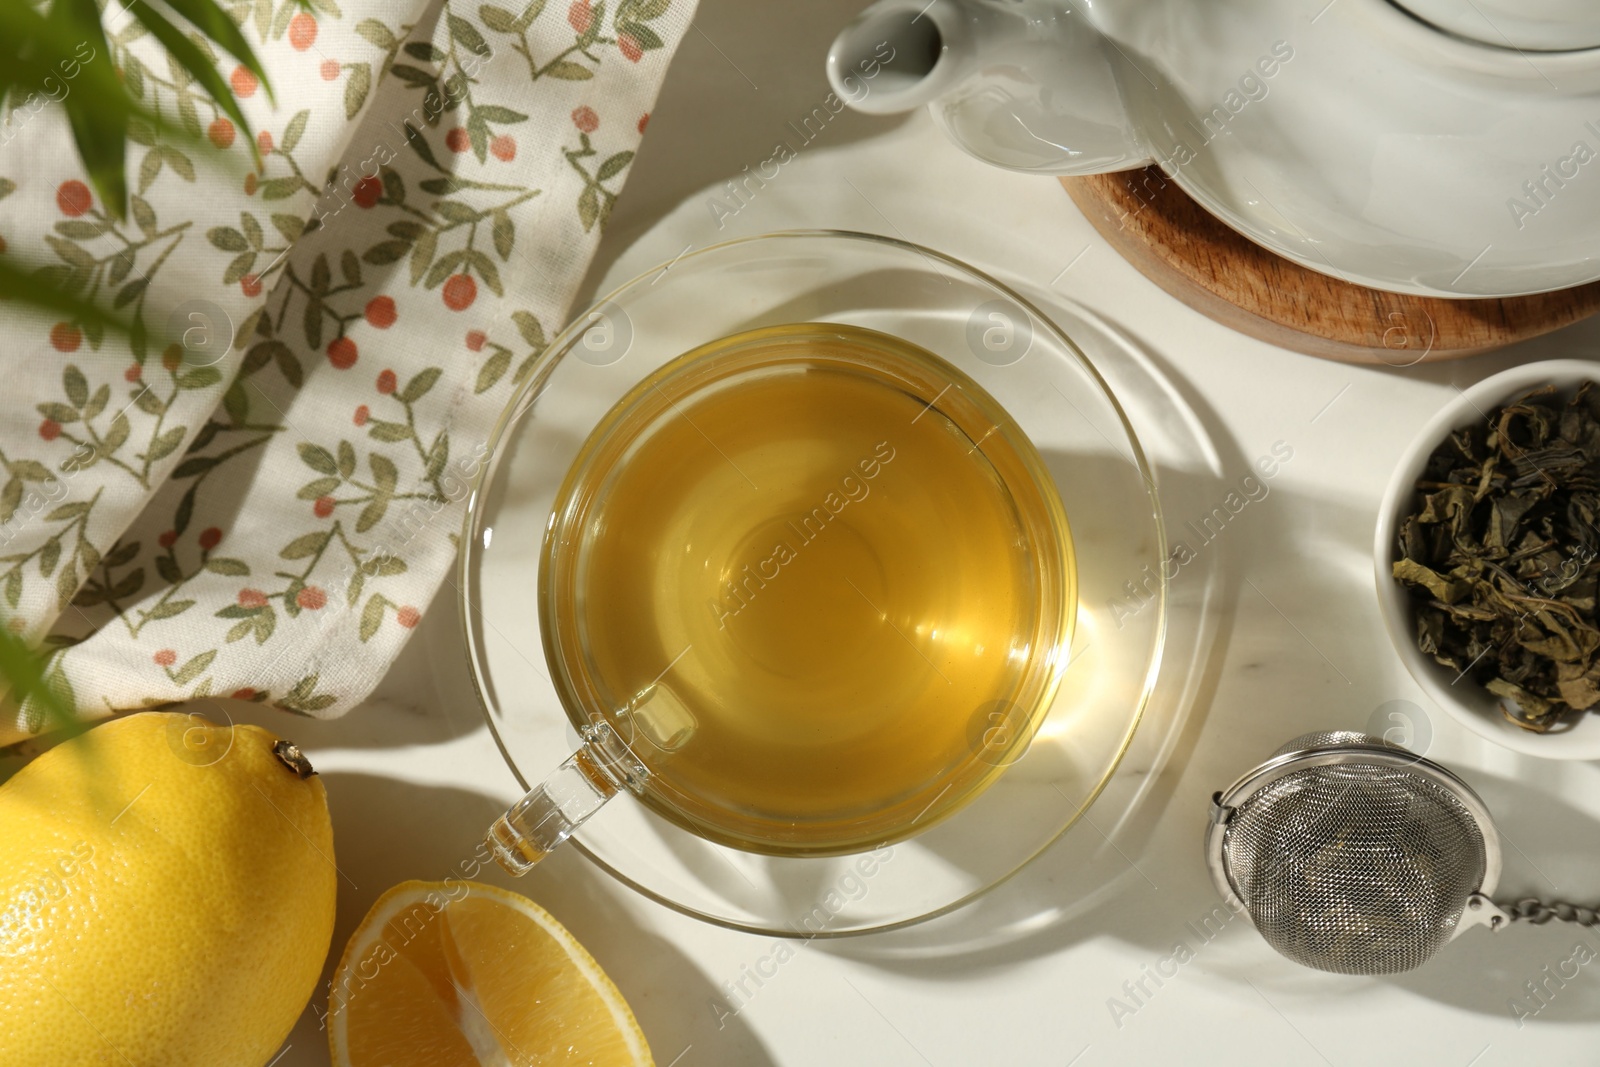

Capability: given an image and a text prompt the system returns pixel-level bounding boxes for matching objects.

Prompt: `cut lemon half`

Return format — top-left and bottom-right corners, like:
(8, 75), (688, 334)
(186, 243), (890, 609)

(328, 880), (653, 1067)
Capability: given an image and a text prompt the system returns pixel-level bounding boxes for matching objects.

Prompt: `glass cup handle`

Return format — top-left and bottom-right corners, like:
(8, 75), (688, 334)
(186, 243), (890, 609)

(486, 722), (649, 875)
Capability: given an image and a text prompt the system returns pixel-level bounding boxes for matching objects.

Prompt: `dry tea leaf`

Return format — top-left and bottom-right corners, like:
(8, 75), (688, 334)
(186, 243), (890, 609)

(1393, 383), (1600, 732)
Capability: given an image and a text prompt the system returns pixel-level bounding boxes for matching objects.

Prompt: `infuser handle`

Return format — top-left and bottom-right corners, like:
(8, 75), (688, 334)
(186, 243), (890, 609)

(1498, 896), (1600, 928)
(486, 723), (648, 875)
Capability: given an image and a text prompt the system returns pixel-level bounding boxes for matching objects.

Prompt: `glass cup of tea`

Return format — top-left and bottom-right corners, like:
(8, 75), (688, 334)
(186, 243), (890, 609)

(461, 231), (1166, 934)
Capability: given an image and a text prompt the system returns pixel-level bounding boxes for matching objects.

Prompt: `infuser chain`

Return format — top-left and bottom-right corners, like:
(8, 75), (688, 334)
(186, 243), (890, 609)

(1500, 898), (1600, 927)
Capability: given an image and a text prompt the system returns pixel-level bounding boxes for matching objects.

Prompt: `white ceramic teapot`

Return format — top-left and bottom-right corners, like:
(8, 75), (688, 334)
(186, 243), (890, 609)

(827, 0), (1600, 298)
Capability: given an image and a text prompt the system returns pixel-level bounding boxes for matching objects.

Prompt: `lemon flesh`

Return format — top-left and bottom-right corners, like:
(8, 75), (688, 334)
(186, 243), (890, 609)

(329, 880), (653, 1067)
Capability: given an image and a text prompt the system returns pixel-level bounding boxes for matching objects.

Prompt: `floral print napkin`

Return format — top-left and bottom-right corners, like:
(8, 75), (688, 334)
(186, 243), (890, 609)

(0, 0), (692, 743)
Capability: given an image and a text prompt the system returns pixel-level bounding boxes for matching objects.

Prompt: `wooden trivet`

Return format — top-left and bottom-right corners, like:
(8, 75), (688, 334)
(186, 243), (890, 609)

(1060, 168), (1600, 364)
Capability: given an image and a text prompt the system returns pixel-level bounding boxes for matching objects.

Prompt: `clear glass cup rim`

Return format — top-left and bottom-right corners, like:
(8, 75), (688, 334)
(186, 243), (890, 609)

(456, 228), (1169, 935)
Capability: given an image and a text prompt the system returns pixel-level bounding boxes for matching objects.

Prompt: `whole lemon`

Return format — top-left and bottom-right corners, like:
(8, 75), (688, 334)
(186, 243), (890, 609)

(0, 711), (336, 1066)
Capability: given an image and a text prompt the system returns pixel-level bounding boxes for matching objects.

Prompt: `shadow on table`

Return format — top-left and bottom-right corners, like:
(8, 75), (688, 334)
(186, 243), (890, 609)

(575, 0), (914, 311)
(272, 771), (776, 1067)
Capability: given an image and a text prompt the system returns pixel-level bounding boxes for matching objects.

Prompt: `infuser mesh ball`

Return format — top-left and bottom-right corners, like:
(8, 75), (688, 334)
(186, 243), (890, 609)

(1209, 732), (1493, 975)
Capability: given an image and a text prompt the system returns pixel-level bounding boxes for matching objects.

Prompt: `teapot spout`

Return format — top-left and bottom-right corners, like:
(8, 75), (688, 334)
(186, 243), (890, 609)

(827, 0), (1153, 176)
(826, 0), (973, 116)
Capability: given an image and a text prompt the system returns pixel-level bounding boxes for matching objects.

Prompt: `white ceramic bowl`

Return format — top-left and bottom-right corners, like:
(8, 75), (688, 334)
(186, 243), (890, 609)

(1375, 359), (1600, 760)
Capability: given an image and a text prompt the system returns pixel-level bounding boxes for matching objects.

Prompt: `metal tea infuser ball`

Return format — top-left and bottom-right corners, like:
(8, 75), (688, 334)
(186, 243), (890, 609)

(1206, 731), (1600, 975)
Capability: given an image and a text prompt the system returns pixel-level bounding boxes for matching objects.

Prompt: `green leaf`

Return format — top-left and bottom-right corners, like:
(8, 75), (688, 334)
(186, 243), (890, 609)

(47, 502), (90, 522)
(370, 453), (398, 492)
(226, 618), (255, 643)
(271, 213), (306, 242)
(159, 145), (197, 182)
(492, 209), (514, 259)
(176, 366), (222, 390)
(474, 104), (527, 123)
(341, 249), (362, 286)
(357, 495), (389, 533)
(399, 367), (442, 404)
(41, 539), (61, 577)
(435, 200), (478, 224)
(512, 311), (545, 349)
(282, 110), (310, 154)
(298, 443), (338, 474)
(102, 412), (130, 456)
(281, 531), (330, 560)
(163, 0), (277, 104)
(303, 296), (323, 350)
(241, 212), (263, 251)
(597, 150), (635, 182)
(448, 13), (491, 55)
(544, 60), (593, 80)
(381, 166), (405, 205)
(362, 553), (408, 577)
(223, 381), (249, 425)
(425, 436), (449, 482)
(276, 346), (304, 388)
(85, 384), (109, 422)
(131, 196), (158, 238)
(355, 18), (397, 49)
(359, 593), (387, 641)
(367, 421), (412, 442)
(156, 554), (182, 584)
(46, 235), (95, 271)
(311, 253), (331, 294)
(114, 277), (150, 310)
(172, 456), (217, 478)
(133, 386), (167, 418)
(409, 229), (438, 285)
(170, 648), (216, 685)
(178, 94), (201, 137)
(129, 1), (254, 150)
(208, 226), (249, 252)
(55, 558), (78, 611)
(0, 478), (20, 525)
(104, 540), (141, 568)
(363, 240), (411, 265)
(577, 184), (600, 231)
(147, 598), (195, 622)
(475, 348), (510, 393)
(479, 4), (520, 32)
(423, 249), (468, 289)
(204, 557), (250, 575)
(259, 177), (301, 200)
(253, 607), (276, 644)
(108, 249), (137, 286)
(466, 107), (489, 162)
(391, 63), (436, 86)
(55, 220), (105, 240)
(147, 426), (186, 463)
(465, 250), (502, 297)
(9, 461), (50, 484)
(63, 365), (89, 409)
(621, 21), (663, 49)
(217, 603), (263, 619)
(174, 484), (196, 534)
(337, 440), (356, 479)
(3, 570), (21, 611)
(403, 121), (442, 172)
(107, 565), (144, 601)
(37, 402), (80, 425)
(297, 476), (340, 499)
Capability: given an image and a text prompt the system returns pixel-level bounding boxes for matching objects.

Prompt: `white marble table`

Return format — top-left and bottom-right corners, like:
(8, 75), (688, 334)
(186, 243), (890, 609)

(260, 1), (1600, 1063)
